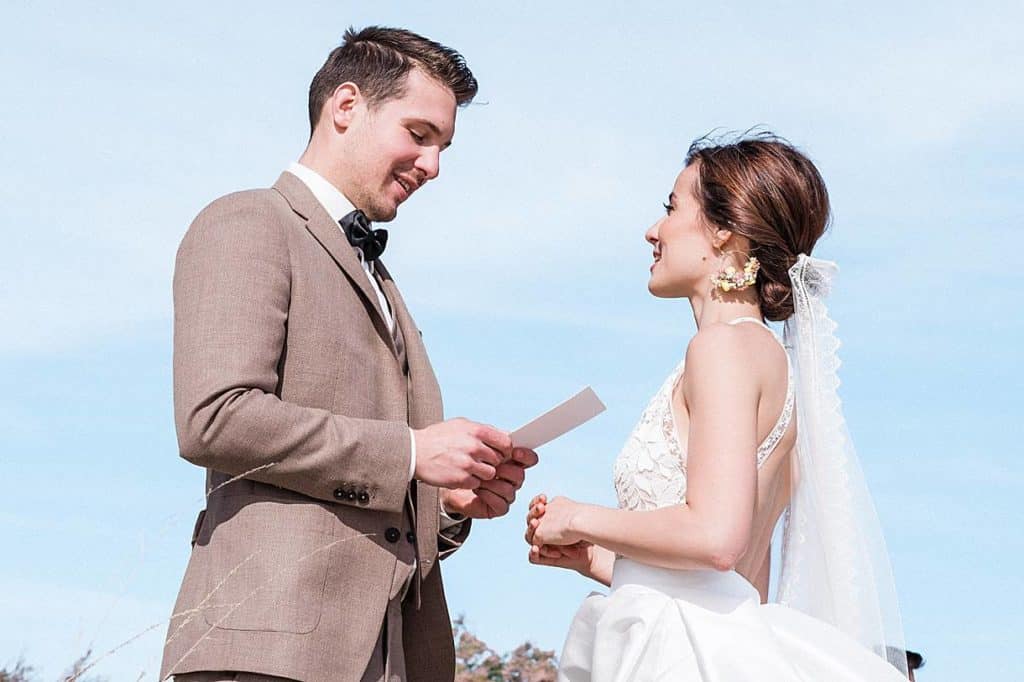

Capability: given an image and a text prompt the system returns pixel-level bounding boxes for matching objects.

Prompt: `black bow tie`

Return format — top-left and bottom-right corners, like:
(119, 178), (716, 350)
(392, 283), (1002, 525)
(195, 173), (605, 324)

(339, 210), (388, 262)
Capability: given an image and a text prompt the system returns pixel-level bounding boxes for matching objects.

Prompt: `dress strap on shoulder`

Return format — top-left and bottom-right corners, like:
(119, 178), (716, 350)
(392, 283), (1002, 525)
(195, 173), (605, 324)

(726, 316), (769, 329)
(727, 317), (786, 352)
(723, 318), (795, 466)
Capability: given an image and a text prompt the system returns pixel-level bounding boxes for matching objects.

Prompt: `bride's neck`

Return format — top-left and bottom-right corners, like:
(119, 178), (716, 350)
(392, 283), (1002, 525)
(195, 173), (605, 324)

(689, 288), (763, 330)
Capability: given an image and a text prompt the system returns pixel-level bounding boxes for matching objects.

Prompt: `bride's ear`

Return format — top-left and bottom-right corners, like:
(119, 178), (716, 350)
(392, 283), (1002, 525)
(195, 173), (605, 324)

(711, 228), (734, 250)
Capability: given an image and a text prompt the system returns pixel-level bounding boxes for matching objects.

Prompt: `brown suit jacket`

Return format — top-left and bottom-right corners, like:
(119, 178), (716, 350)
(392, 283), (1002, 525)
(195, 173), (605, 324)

(160, 172), (466, 682)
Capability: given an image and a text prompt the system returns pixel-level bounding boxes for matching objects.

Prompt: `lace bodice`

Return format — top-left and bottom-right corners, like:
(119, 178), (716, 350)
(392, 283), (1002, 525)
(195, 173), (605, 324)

(613, 318), (795, 511)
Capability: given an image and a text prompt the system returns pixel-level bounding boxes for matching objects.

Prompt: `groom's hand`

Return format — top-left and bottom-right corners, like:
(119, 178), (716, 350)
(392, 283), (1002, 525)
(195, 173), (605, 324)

(439, 447), (539, 519)
(413, 418), (513, 489)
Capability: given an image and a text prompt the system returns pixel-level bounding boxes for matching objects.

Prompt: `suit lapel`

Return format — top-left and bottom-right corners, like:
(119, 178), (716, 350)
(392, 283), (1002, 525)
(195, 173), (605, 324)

(272, 173), (397, 357)
(378, 264), (443, 579)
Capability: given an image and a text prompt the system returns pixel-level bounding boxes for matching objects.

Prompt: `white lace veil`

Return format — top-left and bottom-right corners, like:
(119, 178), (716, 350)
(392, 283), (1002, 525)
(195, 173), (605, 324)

(776, 254), (909, 677)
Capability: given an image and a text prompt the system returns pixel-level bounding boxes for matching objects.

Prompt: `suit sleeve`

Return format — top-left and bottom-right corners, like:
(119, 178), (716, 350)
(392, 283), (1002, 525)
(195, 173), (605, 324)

(172, 193), (411, 513)
(438, 517), (471, 560)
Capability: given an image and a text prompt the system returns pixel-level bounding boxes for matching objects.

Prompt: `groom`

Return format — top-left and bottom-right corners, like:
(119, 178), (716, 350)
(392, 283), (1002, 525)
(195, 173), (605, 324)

(160, 26), (537, 682)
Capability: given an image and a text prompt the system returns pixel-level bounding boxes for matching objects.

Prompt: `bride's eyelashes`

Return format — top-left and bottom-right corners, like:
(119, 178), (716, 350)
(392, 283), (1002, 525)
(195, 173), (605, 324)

(663, 202), (674, 215)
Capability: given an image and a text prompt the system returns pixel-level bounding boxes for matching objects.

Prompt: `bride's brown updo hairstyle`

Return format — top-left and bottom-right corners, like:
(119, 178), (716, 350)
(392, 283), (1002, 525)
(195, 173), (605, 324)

(685, 132), (831, 321)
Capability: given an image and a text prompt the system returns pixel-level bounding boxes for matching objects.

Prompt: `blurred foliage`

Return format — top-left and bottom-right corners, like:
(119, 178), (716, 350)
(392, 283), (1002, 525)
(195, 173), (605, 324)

(453, 615), (558, 682)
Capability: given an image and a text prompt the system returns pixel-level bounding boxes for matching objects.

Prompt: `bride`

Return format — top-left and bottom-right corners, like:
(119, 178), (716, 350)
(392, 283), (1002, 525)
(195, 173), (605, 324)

(525, 133), (910, 680)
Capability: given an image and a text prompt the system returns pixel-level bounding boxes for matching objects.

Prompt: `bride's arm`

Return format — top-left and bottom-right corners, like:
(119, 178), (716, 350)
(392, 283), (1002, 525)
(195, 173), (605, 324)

(535, 326), (761, 572)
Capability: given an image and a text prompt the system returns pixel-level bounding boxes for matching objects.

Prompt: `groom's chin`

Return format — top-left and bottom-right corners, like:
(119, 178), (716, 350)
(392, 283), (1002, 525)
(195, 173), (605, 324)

(364, 203), (399, 223)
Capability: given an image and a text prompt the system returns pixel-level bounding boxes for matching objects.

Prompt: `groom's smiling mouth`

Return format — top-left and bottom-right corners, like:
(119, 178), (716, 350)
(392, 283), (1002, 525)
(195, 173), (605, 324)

(393, 173), (421, 201)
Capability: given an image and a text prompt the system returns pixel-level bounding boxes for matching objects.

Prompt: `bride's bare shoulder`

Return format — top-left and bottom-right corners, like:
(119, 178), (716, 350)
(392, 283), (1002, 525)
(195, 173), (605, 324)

(682, 324), (757, 396)
(684, 322), (773, 364)
(682, 322), (785, 394)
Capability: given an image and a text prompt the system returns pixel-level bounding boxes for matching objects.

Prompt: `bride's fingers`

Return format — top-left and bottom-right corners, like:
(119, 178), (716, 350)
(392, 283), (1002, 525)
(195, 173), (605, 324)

(560, 544), (584, 560)
(526, 511), (546, 538)
(529, 545), (564, 567)
(538, 545), (564, 559)
(550, 544), (578, 558)
(525, 518), (539, 544)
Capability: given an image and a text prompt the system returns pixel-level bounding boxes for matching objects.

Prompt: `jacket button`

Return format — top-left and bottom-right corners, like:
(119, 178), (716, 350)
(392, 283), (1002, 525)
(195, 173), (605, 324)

(333, 488), (347, 500)
(406, 531), (415, 543)
(357, 491), (370, 505)
(347, 490), (358, 502)
(385, 527), (401, 543)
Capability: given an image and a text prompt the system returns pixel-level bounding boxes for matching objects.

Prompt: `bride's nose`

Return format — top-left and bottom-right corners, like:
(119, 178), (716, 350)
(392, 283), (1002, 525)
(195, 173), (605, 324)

(645, 222), (659, 246)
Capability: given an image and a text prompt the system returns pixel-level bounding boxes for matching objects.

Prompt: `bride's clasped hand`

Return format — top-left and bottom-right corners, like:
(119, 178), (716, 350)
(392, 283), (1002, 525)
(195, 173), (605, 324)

(526, 494), (615, 585)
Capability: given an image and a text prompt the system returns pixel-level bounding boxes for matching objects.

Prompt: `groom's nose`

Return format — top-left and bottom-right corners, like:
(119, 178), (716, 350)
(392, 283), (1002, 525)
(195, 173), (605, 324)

(416, 147), (441, 181)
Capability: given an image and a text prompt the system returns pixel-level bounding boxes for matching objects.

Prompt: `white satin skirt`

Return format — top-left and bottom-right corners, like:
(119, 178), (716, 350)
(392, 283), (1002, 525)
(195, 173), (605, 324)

(558, 559), (907, 681)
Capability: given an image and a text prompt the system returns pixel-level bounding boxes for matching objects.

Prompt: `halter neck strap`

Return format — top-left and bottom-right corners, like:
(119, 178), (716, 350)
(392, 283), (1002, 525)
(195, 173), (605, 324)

(725, 317), (794, 464)
(726, 316), (769, 329)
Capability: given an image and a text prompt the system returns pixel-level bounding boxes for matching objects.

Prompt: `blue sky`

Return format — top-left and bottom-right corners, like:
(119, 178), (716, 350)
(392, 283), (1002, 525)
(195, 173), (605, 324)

(1, 2), (1021, 680)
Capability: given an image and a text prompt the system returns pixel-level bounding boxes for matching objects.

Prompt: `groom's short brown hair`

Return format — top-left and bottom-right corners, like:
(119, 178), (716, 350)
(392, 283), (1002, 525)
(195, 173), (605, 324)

(308, 26), (478, 133)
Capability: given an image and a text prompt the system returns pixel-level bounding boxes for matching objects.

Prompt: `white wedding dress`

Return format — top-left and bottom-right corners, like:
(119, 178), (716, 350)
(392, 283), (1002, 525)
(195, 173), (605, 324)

(558, 317), (908, 681)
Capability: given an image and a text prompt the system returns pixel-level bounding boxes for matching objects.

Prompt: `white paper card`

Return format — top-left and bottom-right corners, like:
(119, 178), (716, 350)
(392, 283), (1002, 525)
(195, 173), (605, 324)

(510, 386), (606, 449)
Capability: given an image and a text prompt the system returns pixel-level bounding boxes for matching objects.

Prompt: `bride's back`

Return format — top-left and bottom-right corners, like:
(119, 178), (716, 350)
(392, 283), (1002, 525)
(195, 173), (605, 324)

(673, 320), (796, 601)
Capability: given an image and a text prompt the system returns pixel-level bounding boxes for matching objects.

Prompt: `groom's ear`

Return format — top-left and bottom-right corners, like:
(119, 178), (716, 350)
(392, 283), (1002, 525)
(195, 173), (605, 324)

(328, 82), (361, 132)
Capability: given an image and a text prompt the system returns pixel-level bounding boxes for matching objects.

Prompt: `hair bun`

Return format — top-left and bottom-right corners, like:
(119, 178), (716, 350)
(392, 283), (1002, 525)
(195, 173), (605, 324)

(757, 277), (795, 322)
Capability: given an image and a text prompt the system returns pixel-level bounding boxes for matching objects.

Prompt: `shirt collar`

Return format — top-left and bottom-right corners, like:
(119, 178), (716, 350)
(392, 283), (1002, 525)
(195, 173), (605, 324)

(285, 162), (357, 223)
(285, 162), (377, 272)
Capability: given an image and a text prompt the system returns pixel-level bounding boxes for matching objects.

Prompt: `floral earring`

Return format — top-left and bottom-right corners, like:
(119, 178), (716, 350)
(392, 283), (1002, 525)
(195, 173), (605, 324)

(711, 253), (760, 292)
